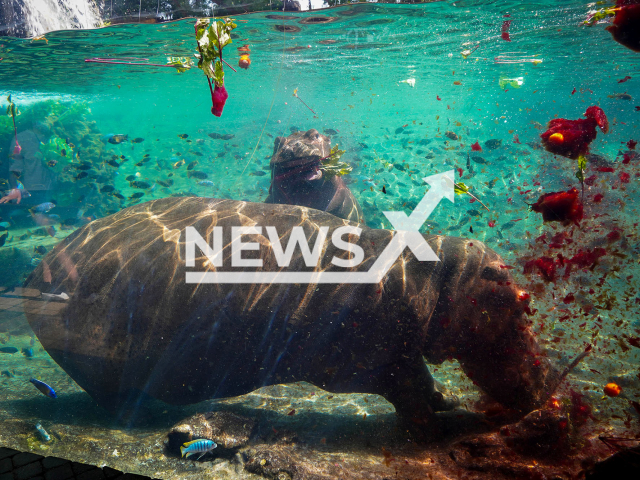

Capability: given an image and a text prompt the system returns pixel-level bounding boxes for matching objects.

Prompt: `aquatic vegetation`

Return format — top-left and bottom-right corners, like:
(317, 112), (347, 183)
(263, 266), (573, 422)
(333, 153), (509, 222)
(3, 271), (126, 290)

(194, 17), (238, 117)
(585, 0), (640, 52)
(531, 187), (584, 225)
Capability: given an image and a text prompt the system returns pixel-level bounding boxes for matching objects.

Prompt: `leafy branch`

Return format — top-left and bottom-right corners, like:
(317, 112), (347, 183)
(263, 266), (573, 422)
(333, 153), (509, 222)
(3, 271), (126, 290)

(166, 56), (193, 73)
(194, 17), (237, 87)
(454, 181), (490, 211)
(320, 145), (352, 177)
(576, 155), (587, 199)
(583, 6), (618, 26)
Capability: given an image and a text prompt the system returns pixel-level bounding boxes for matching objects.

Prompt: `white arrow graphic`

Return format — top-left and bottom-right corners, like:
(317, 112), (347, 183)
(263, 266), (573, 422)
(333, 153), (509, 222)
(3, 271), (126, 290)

(383, 170), (455, 232)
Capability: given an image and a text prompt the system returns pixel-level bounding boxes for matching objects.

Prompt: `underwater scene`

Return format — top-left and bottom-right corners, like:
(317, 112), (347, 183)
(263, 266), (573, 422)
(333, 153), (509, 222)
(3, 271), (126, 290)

(1, 1), (640, 479)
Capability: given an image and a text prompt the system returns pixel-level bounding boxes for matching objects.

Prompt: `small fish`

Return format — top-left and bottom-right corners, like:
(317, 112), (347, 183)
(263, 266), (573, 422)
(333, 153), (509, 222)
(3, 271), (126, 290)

(74, 163), (92, 171)
(131, 137), (145, 143)
(156, 179), (174, 188)
(75, 172), (88, 180)
(100, 185), (115, 193)
(60, 149), (66, 156)
(47, 160), (58, 168)
(382, 185), (387, 194)
(0, 346), (18, 353)
(484, 139), (502, 150)
(178, 134), (189, 139)
(324, 128), (338, 135)
(46, 226), (56, 237)
(106, 159), (120, 168)
(180, 439), (217, 460)
(0, 233), (7, 247)
(608, 93), (632, 101)
(192, 151), (203, 156)
(187, 161), (198, 170)
(112, 193), (125, 200)
(108, 134), (128, 144)
(35, 423), (51, 442)
(130, 181), (151, 189)
(173, 159), (185, 169)
(188, 171), (208, 180)
(129, 192), (144, 200)
(471, 156), (487, 164)
(30, 202), (56, 213)
(251, 171), (267, 176)
(30, 378), (57, 398)
(445, 131), (459, 141)
(22, 347), (34, 358)
(34, 245), (47, 255)
(198, 180), (214, 187)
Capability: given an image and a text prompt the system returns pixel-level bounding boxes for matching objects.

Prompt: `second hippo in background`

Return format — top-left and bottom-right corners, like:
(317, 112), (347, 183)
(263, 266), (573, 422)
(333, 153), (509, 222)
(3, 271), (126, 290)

(265, 129), (364, 224)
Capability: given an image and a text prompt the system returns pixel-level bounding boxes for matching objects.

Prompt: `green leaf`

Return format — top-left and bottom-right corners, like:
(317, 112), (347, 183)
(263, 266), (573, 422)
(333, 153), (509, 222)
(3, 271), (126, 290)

(194, 17), (237, 86)
(454, 182), (470, 195)
(321, 144), (352, 177)
(166, 56), (193, 73)
(583, 7), (617, 27)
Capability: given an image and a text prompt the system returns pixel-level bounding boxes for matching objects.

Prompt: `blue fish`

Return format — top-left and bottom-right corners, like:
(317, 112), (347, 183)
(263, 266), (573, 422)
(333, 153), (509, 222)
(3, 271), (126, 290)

(180, 439), (217, 460)
(35, 423), (51, 442)
(22, 347), (34, 358)
(30, 202), (56, 213)
(30, 378), (57, 398)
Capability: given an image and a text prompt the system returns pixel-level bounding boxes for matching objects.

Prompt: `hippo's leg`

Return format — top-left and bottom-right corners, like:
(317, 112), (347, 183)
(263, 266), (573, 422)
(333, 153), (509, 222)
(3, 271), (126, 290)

(335, 357), (459, 423)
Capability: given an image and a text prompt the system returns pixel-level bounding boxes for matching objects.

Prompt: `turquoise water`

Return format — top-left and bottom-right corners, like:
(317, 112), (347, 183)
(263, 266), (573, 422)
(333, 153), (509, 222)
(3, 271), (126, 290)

(0, 2), (639, 479)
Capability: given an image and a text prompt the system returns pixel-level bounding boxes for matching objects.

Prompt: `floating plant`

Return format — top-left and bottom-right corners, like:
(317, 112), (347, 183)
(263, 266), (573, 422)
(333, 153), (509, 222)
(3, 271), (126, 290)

(584, 1), (640, 52)
(6, 95), (20, 156)
(194, 17), (238, 117)
(540, 106), (609, 196)
(320, 144), (351, 177)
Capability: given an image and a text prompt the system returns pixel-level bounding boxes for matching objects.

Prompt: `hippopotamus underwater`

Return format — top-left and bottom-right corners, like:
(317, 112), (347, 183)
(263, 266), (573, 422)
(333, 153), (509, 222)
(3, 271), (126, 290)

(265, 128), (364, 224)
(24, 197), (560, 435)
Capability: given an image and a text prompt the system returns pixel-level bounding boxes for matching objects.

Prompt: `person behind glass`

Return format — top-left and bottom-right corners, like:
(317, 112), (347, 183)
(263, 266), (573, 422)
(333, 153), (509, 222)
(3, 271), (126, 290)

(1, 120), (55, 206)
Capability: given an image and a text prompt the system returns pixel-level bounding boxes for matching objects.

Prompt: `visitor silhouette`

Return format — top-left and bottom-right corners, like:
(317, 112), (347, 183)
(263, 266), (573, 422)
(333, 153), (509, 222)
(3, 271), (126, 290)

(1, 120), (55, 206)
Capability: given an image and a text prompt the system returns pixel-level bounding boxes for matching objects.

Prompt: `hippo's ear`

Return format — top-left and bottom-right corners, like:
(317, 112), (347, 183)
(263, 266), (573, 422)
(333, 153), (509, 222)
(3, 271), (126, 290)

(480, 265), (510, 283)
(273, 137), (286, 155)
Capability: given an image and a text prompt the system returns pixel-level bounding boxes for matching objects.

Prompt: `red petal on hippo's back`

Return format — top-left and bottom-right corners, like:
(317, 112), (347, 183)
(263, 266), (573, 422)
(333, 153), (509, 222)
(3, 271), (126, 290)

(585, 105), (609, 133)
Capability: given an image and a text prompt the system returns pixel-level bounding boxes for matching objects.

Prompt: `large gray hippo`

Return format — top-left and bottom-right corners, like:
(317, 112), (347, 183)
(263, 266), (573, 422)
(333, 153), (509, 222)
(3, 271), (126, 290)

(265, 129), (364, 224)
(24, 197), (558, 432)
